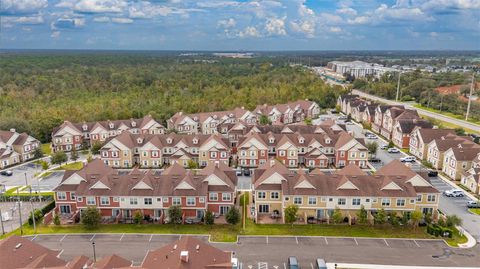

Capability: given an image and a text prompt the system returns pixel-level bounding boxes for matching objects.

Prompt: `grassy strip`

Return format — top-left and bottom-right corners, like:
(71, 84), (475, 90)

(420, 114), (480, 135)
(468, 208), (480, 215)
(41, 143), (52, 156)
(414, 104), (480, 126)
(444, 228), (469, 247)
(53, 162), (84, 171)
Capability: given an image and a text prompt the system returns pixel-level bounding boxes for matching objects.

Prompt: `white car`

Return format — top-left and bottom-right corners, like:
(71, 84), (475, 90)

(400, 156), (416, 162)
(443, 189), (464, 197)
(387, 148), (400, 153)
(380, 145), (388, 150)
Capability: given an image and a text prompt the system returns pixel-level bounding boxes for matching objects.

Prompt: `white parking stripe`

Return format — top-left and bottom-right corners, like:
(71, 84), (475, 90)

(324, 237), (328, 245)
(354, 238), (358, 245)
(149, 234), (153, 242)
(31, 235), (37, 241)
(310, 262), (314, 269)
(90, 234), (96, 241)
(413, 240), (420, 247)
(266, 236), (269, 244)
(60, 235), (67, 242)
(295, 236), (298, 244)
(284, 263), (286, 269)
(383, 239), (389, 247)
(56, 249), (64, 258)
(119, 233), (124, 241)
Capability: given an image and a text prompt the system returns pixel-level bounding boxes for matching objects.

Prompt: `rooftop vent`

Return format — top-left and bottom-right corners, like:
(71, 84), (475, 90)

(180, 251), (189, 263)
(15, 243), (22, 249)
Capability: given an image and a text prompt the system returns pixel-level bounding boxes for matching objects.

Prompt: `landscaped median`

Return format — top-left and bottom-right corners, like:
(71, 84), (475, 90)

(468, 208), (480, 215)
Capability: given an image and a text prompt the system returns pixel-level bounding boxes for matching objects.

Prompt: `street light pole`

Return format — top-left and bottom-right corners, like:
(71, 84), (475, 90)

(0, 208), (5, 235)
(25, 172), (36, 233)
(92, 241), (96, 263)
(466, 74), (475, 121)
(395, 71), (401, 102)
(16, 188), (23, 235)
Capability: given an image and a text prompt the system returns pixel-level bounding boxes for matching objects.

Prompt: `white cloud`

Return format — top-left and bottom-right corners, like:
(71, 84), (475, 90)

(111, 17), (133, 24)
(74, 0), (127, 13)
(429, 31), (438, 37)
(127, 1), (202, 19)
(51, 17), (85, 29)
(55, 0), (75, 8)
(336, 7), (357, 16)
(196, 1), (239, 8)
(421, 0), (480, 10)
(374, 3), (431, 21)
(51, 31), (60, 38)
(93, 16), (110, 22)
(238, 26), (261, 38)
(0, 0), (47, 14)
(217, 18), (236, 28)
(347, 16), (370, 25)
(329, 26), (342, 33)
(290, 20), (315, 38)
(318, 13), (343, 25)
(2, 15), (44, 24)
(265, 17), (287, 36)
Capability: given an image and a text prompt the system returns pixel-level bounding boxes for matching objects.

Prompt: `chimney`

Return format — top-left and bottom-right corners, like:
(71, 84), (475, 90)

(180, 251), (189, 263)
(10, 128), (16, 133)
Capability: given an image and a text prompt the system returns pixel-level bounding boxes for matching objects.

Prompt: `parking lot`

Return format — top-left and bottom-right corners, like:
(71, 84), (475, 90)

(24, 233), (480, 268)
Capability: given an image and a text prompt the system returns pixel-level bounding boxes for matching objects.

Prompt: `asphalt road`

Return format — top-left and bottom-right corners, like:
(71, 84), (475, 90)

(346, 123), (480, 241)
(25, 234), (480, 268)
(352, 89), (480, 134)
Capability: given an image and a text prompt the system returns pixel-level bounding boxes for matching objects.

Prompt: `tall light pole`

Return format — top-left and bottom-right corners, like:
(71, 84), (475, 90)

(16, 188), (23, 235)
(465, 74), (475, 121)
(395, 71), (401, 102)
(0, 208), (5, 235)
(25, 172), (36, 233)
(92, 241), (97, 263)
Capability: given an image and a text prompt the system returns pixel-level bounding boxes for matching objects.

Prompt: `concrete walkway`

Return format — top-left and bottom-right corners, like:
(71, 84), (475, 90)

(457, 226), (477, 249)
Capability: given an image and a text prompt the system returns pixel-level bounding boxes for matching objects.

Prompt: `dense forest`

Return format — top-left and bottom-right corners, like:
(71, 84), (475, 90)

(353, 70), (480, 121)
(0, 53), (343, 142)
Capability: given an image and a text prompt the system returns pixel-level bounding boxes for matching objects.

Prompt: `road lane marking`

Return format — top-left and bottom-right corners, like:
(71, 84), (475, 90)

(60, 235), (67, 242)
(324, 237), (328, 245)
(383, 239), (389, 247)
(149, 234), (153, 242)
(31, 235), (37, 241)
(56, 249), (64, 258)
(295, 236), (298, 244)
(119, 233), (124, 241)
(413, 240), (420, 247)
(90, 234), (96, 241)
(310, 263), (314, 269)
(354, 238), (358, 245)
(266, 236), (269, 244)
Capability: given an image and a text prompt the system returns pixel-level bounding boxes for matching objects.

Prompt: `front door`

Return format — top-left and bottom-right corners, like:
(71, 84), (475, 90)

(59, 205), (71, 214)
(316, 209), (324, 219)
(220, 206), (230, 215)
(196, 210), (204, 219)
(112, 209), (120, 217)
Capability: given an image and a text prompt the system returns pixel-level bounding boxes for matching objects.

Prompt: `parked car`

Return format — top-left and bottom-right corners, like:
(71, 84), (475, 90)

(369, 158), (381, 163)
(427, 170), (438, 177)
(235, 169), (242, 176)
(288, 256), (299, 269)
(387, 148), (400, 153)
(443, 189), (464, 197)
(307, 216), (316, 224)
(380, 145), (388, 150)
(467, 201), (480, 208)
(365, 133), (377, 139)
(345, 121), (354, 125)
(0, 170), (13, 176)
(243, 169), (251, 177)
(400, 156), (416, 162)
(338, 116), (347, 120)
(316, 258), (327, 269)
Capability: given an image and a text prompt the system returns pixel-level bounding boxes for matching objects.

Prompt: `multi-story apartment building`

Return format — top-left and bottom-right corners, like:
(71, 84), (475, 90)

(461, 166), (480, 195)
(51, 115), (164, 152)
(372, 105), (403, 134)
(254, 100), (320, 125)
(0, 129), (40, 168)
(442, 147), (480, 180)
(167, 107), (257, 135)
(252, 159), (439, 224)
(426, 135), (476, 169)
(391, 118), (432, 148)
(409, 128), (455, 160)
(53, 159), (237, 222)
(327, 61), (396, 79)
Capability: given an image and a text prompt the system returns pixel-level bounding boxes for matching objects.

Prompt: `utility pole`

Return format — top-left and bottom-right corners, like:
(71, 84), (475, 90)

(465, 74), (475, 121)
(24, 171), (36, 232)
(17, 188), (23, 235)
(0, 208), (5, 235)
(395, 71), (401, 102)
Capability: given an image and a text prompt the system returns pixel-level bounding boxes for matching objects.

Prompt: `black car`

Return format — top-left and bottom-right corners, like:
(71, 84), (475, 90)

(369, 158), (381, 163)
(0, 170), (13, 176)
(427, 170), (438, 177)
(243, 169), (251, 177)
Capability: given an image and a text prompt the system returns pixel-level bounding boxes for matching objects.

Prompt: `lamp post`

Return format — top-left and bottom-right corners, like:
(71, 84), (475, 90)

(92, 241), (96, 263)
(0, 208), (5, 235)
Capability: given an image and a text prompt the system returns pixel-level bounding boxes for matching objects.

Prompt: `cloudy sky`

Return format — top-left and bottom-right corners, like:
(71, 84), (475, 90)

(1, 0), (479, 50)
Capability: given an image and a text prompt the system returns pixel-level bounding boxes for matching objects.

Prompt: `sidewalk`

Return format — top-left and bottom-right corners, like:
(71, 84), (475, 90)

(457, 225), (477, 248)
(327, 263), (479, 269)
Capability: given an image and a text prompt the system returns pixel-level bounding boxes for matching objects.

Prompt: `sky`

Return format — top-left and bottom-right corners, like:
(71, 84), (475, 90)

(1, 0), (480, 50)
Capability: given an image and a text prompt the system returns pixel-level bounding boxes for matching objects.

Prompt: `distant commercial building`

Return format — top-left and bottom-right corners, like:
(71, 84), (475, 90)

(327, 61), (396, 79)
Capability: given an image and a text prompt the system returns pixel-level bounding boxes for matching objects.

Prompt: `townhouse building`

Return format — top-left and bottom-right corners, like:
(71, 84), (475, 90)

(167, 107), (257, 135)
(252, 159), (439, 224)
(53, 159), (237, 222)
(461, 166), (480, 195)
(254, 100), (320, 125)
(426, 135), (476, 169)
(409, 127), (455, 160)
(51, 115), (164, 152)
(372, 105), (404, 134)
(337, 94), (359, 115)
(442, 146), (480, 180)
(391, 118), (432, 148)
(0, 129), (40, 169)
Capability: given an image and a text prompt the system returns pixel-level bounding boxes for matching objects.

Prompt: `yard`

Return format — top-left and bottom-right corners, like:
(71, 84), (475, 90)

(469, 208), (480, 215)
(41, 143), (52, 156)
(53, 162), (84, 171)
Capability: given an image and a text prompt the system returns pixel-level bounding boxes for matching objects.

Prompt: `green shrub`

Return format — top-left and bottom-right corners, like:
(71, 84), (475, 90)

(53, 214), (61, 225)
(205, 211), (214, 225)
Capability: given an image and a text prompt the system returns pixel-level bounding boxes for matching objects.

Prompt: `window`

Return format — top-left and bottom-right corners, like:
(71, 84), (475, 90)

(270, 192), (279, 199)
(173, 197), (181, 205)
(257, 192), (266, 199)
(199, 197), (205, 203)
(57, 192), (66, 200)
(381, 198), (391, 206)
(294, 197), (302, 205)
(338, 198), (346, 205)
(123, 150), (129, 157)
(365, 198), (370, 203)
(328, 197), (333, 202)
(427, 194), (436, 202)
(129, 198), (138, 205)
(162, 197), (168, 203)
(352, 198), (361, 206)
(211, 152), (217, 158)
(77, 196), (83, 202)
(396, 198), (405, 207)
(209, 193), (218, 201)
(100, 197), (110, 205)
(112, 151), (118, 157)
(113, 197), (119, 202)
(416, 195), (422, 202)
(222, 193), (231, 201)
(308, 197), (317, 205)
(87, 197), (96, 205)
(101, 151), (108, 158)
(144, 198), (152, 205)
(186, 197), (195, 206)
(258, 204), (269, 213)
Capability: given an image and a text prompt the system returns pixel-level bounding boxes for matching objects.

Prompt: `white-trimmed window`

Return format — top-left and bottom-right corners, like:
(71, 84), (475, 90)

(417, 195), (422, 202)
(294, 197), (302, 205)
(199, 197), (205, 203)
(129, 198), (138, 205)
(186, 197), (195, 206)
(173, 197), (181, 205)
(381, 198), (391, 206)
(163, 197), (168, 203)
(270, 192), (279, 200)
(144, 197), (152, 205)
(427, 194), (436, 202)
(308, 197), (317, 205)
(338, 198), (346, 205)
(352, 198), (361, 206)
(57, 192), (66, 200)
(257, 192), (266, 199)
(396, 198), (405, 207)
(222, 193), (231, 201)
(77, 196), (83, 202)
(100, 197), (110, 205)
(113, 197), (119, 202)
(209, 193), (218, 201)
(87, 197), (96, 205)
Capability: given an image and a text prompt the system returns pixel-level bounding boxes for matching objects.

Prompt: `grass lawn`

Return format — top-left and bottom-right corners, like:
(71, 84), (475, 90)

(41, 143), (52, 156)
(420, 114), (479, 135)
(54, 162), (84, 171)
(414, 104), (480, 126)
(468, 208), (480, 215)
(444, 228), (469, 247)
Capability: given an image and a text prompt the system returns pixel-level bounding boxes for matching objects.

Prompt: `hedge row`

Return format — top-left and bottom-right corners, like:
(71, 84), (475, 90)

(427, 224), (453, 238)
(28, 200), (55, 225)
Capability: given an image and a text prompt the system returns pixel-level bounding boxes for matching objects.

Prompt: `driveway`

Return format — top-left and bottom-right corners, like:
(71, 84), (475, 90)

(347, 123), (480, 241)
(25, 234), (480, 268)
